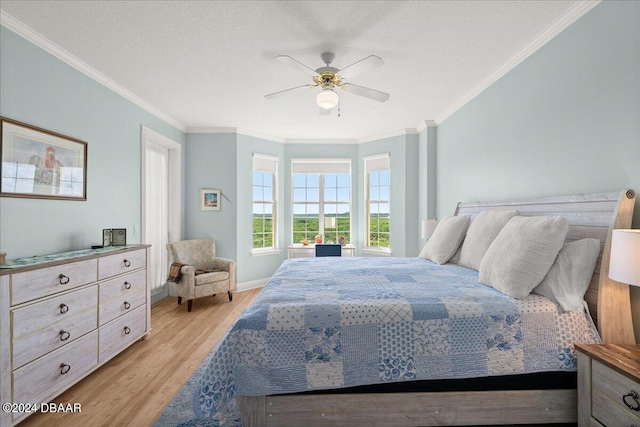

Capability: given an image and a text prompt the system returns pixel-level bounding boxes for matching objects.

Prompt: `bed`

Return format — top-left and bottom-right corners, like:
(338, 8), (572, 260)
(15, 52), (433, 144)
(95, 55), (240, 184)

(190, 190), (636, 426)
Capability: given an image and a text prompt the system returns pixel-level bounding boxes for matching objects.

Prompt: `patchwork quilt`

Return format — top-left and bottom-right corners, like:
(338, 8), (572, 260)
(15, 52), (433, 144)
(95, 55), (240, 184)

(156, 257), (601, 426)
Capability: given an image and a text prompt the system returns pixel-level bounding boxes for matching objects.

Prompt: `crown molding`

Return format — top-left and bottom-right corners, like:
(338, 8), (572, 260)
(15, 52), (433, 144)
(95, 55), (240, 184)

(416, 120), (437, 133)
(358, 128), (417, 144)
(284, 138), (359, 145)
(0, 11), (186, 133)
(435, 0), (601, 125)
(187, 127), (285, 143)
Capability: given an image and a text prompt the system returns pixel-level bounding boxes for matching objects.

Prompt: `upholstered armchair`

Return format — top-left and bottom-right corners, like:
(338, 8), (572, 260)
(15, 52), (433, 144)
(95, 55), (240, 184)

(166, 239), (236, 312)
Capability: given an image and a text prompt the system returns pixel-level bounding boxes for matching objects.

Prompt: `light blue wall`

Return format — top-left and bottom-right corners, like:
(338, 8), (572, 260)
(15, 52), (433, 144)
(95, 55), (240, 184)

(434, 1), (640, 341)
(184, 133), (237, 260)
(418, 126), (437, 248)
(0, 26), (185, 258)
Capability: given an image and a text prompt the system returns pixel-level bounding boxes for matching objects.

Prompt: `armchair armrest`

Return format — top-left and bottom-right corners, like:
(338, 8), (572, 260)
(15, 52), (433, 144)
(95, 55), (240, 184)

(211, 257), (237, 292)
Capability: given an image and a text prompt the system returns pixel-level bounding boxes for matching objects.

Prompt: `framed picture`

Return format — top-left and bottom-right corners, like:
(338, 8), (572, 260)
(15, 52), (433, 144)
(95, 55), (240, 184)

(0, 117), (87, 200)
(201, 188), (221, 211)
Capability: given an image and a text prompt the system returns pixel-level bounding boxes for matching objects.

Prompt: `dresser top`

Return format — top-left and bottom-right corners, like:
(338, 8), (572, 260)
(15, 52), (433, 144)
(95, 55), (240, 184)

(576, 343), (640, 381)
(0, 245), (149, 276)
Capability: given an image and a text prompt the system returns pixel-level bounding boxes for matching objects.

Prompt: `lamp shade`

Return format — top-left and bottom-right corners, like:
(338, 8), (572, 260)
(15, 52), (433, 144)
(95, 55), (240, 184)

(316, 89), (339, 109)
(609, 229), (640, 286)
(421, 219), (438, 240)
(325, 217), (336, 229)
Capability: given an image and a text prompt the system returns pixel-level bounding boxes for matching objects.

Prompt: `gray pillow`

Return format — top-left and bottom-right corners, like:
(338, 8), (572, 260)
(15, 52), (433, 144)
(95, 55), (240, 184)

(457, 209), (519, 270)
(478, 216), (569, 299)
(419, 215), (470, 265)
(532, 238), (600, 311)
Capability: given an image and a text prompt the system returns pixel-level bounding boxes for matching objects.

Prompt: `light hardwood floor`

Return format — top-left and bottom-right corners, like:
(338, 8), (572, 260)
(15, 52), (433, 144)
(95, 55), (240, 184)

(20, 289), (261, 427)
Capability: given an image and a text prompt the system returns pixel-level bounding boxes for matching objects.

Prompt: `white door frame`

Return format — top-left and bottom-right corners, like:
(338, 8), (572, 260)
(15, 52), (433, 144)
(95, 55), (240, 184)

(141, 126), (181, 301)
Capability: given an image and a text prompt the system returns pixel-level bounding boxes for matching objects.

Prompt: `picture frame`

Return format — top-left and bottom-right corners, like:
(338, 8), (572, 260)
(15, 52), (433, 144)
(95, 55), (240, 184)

(1, 117), (87, 200)
(201, 188), (221, 211)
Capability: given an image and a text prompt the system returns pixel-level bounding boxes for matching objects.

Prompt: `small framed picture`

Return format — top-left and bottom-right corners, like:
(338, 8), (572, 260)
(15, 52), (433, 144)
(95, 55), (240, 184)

(338, 236), (346, 246)
(111, 228), (127, 246)
(201, 188), (221, 211)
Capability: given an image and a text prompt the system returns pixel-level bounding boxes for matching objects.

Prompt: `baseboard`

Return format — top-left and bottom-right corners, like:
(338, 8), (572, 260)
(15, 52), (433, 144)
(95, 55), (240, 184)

(237, 278), (268, 292)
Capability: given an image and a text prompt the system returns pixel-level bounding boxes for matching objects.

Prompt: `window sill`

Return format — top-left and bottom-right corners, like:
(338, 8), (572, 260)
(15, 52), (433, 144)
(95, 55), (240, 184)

(251, 248), (282, 257)
(361, 247), (392, 256)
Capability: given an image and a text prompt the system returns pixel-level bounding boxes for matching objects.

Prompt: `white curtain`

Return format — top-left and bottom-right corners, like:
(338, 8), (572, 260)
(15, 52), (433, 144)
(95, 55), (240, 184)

(145, 142), (169, 295)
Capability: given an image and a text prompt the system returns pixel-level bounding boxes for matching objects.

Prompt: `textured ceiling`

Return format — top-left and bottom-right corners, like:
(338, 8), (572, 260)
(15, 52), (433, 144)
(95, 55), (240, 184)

(0, 1), (595, 140)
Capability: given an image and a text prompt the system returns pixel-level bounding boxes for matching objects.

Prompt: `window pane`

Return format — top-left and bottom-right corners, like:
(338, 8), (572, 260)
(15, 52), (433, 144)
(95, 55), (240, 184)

(293, 204), (306, 215)
(324, 174), (337, 187)
(325, 204), (337, 215)
(379, 203), (390, 215)
(253, 203), (263, 214)
(293, 174), (306, 187)
(370, 186), (379, 201)
(336, 204), (349, 215)
(253, 171), (262, 186)
(253, 186), (262, 201)
(293, 188), (305, 202)
(264, 204), (272, 215)
(324, 187), (337, 202)
(307, 174), (319, 187)
(307, 204), (319, 215)
(337, 174), (349, 187)
(306, 188), (319, 202)
(380, 185), (390, 201)
(369, 171), (379, 186)
(379, 169), (390, 185)
(337, 188), (349, 201)
(370, 203), (379, 215)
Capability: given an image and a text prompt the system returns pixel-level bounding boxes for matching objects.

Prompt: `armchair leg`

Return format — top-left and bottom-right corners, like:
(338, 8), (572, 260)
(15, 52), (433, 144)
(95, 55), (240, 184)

(177, 296), (182, 305)
(187, 299), (193, 312)
(228, 291), (233, 302)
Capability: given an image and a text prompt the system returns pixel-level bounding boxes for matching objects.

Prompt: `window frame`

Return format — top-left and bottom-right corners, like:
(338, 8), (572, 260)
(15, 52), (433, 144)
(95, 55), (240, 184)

(252, 153), (279, 256)
(363, 153), (391, 254)
(291, 159), (352, 245)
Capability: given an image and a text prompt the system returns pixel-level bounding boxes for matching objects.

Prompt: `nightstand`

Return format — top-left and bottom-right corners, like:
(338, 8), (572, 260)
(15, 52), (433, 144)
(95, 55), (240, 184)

(576, 344), (640, 427)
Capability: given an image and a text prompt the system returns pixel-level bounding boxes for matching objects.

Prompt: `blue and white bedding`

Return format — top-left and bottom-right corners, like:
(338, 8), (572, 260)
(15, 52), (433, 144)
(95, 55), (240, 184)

(159, 256), (601, 426)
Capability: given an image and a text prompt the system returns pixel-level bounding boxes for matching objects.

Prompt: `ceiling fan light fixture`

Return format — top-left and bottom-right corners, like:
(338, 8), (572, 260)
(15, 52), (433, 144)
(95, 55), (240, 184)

(316, 89), (339, 109)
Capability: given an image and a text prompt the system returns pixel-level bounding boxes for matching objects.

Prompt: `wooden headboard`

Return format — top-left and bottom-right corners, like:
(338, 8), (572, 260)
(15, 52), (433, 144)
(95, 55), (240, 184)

(454, 190), (636, 344)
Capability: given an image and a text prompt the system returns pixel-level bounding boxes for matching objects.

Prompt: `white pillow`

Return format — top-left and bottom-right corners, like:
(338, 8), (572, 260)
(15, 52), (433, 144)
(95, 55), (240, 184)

(457, 209), (519, 270)
(478, 216), (569, 299)
(532, 238), (600, 311)
(419, 215), (470, 265)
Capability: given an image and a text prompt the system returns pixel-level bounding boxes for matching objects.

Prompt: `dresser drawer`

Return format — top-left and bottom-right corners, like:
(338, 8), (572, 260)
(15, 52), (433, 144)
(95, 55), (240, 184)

(99, 286), (146, 325)
(99, 305), (146, 362)
(99, 269), (146, 302)
(98, 249), (146, 280)
(12, 330), (98, 405)
(592, 360), (640, 426)
(12, 286), (97, 368)
(10, 259), (97, 305)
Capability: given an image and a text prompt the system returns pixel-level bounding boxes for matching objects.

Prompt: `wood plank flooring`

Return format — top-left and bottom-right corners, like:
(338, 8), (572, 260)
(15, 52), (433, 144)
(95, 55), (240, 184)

(19, 289), (260, 427)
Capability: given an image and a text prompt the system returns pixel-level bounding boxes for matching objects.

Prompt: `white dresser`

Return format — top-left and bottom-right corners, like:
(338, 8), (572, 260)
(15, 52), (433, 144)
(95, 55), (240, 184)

(0, 245), (151, 426)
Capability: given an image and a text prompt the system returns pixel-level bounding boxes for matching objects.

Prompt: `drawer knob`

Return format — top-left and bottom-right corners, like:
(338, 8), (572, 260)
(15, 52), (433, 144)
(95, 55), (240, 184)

(124, 281), (132, 290)
(59, 330), (71, 341)
(58, 274), (70, 285)
(59, 363), (71, 375)
(123, 259), (131, 267)
(124, 301), (131, 310)
(623, 390), (640, 411)
(59, 303), (69, 314)
(124, 326), (131, 335)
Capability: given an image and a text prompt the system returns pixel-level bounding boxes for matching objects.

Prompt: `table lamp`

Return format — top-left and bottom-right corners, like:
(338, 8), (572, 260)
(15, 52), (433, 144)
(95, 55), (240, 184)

(609, 229), (640, 287)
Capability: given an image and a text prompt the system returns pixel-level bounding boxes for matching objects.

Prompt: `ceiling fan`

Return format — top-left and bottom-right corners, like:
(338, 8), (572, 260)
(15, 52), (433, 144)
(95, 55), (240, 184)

(264, 52), (390, 115)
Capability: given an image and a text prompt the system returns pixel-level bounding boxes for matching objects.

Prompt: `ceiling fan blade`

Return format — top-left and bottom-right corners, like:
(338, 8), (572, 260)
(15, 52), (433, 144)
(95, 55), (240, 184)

(264, 85), (309, 99)
(276, 55), (319, 77)
(343, 83), (390, 102)
(319, 107), (332, 116)
(338, 55), (384, 79)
